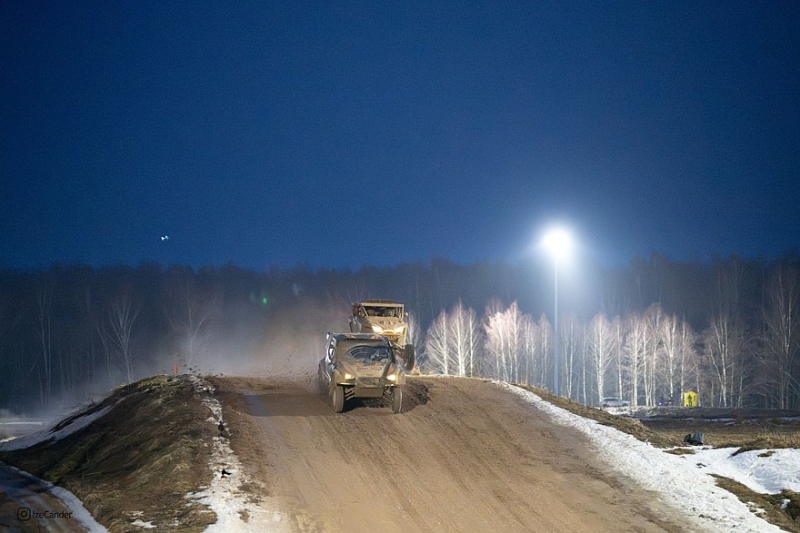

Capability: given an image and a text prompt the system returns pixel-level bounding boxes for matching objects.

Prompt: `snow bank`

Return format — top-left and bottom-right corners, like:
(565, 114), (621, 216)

(502, 383), (786, 533)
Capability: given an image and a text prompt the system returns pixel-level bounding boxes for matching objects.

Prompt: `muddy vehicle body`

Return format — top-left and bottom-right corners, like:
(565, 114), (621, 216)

(349, 300), (408, 346)
(318, 333), (414, 414)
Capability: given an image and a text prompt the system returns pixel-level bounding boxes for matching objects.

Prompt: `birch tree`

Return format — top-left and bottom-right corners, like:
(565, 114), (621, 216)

(612, 316), (627, 400)
(643, 305), (664, 406)
(659, 313), (682, 404)
(561, 313), (581, 400)
(588, 313), (615, 403)
(624, 314), (646, 406)
(484, 301), (526, 382)
(535, 314), (552, 388)
(423, 309), (451, 375)
(449, 300), (480, 377)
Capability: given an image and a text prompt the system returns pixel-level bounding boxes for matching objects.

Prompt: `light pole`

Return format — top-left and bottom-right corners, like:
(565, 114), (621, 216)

(542, 227), (573, 397)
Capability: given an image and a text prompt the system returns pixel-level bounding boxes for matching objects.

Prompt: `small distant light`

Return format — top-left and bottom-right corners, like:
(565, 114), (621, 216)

(262, 297), (268, 305)
(161, 235), (169, 241)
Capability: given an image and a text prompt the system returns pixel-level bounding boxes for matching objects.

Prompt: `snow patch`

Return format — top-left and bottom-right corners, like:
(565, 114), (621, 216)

(1, 464), (108, 532)
(187, 376), (290, 532)
(0, 404), (115, 452)
(691, 447), (800, 494)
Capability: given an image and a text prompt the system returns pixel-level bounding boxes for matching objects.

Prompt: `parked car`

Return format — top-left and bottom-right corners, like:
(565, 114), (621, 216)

(600, 397), (630, 408)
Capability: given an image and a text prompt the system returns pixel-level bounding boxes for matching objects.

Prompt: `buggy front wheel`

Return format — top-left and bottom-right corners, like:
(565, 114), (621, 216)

(390, 387), (403, 414)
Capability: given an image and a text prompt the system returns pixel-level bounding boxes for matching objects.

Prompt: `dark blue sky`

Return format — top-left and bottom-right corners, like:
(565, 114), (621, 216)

(2, 1), (798, 270)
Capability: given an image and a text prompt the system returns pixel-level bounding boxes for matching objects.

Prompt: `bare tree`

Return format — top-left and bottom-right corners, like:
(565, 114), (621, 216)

(588, 313), (615, 404)
(35, 284), (54, 409)
(484, 301), (527, 382)
(423, 309), (451, 375)
(659, 313), (680, 404)
(623, 314), (646, 406)
(520, 316), (544, 386)
(107, 290), (141, 384)
(163, 270), (218, 371)
(561, 313), (581, 400)
(761, 265), (800, 408)
(421, 301), (481, 377)
(535, 314), (552, 388)
(704, 312), (745, 407)
(643, 305), (664, 406)
(449, 300), (481, 377)
(703, 258), (749, 407)
(612, 316), (627, 401)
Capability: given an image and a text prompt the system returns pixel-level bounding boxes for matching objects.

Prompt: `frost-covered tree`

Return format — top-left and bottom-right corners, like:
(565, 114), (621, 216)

(423, 309), (451, 375)
(483, 301), (532, 383)
(449, 300), (480, 377)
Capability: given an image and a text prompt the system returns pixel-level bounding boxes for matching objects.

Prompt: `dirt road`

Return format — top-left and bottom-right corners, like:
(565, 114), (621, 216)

(213, 376), (684, 533)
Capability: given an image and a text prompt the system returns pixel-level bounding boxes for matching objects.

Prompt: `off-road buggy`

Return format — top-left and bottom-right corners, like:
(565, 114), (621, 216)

(318, 333), (415, 414)
(348, 300), (408, 346)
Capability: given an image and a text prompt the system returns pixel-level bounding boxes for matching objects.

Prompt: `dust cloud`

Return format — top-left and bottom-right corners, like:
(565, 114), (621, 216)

(2, 295), (355, 434)
(179, 296), (351, 389)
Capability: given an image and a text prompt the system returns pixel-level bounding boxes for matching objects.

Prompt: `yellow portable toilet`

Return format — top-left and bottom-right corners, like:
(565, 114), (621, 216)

(683, 391), (698, 407)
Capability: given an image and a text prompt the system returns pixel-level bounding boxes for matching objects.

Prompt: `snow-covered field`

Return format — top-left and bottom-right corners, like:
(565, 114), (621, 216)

(503, 382), (800, 532)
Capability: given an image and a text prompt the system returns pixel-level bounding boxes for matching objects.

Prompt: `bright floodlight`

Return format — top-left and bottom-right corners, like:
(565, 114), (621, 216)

(541, 227), (573, 262)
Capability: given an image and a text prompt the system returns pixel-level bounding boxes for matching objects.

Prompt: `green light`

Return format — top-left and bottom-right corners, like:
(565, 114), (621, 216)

(262, 297), (268, 305)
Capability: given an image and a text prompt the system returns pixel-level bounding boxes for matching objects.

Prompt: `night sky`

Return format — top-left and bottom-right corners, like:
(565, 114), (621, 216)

(2, 1), (798, 271)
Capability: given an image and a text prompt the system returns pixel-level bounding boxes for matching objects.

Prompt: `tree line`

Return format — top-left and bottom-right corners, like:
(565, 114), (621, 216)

(0, 253), (798, 412)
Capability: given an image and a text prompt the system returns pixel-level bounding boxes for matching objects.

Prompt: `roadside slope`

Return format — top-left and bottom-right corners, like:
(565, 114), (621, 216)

(0, 375), (220, 532)
(213, 376), (684, 533)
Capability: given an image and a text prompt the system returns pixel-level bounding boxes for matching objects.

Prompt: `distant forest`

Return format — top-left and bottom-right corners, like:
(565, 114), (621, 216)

(1, 252), (799, 413)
